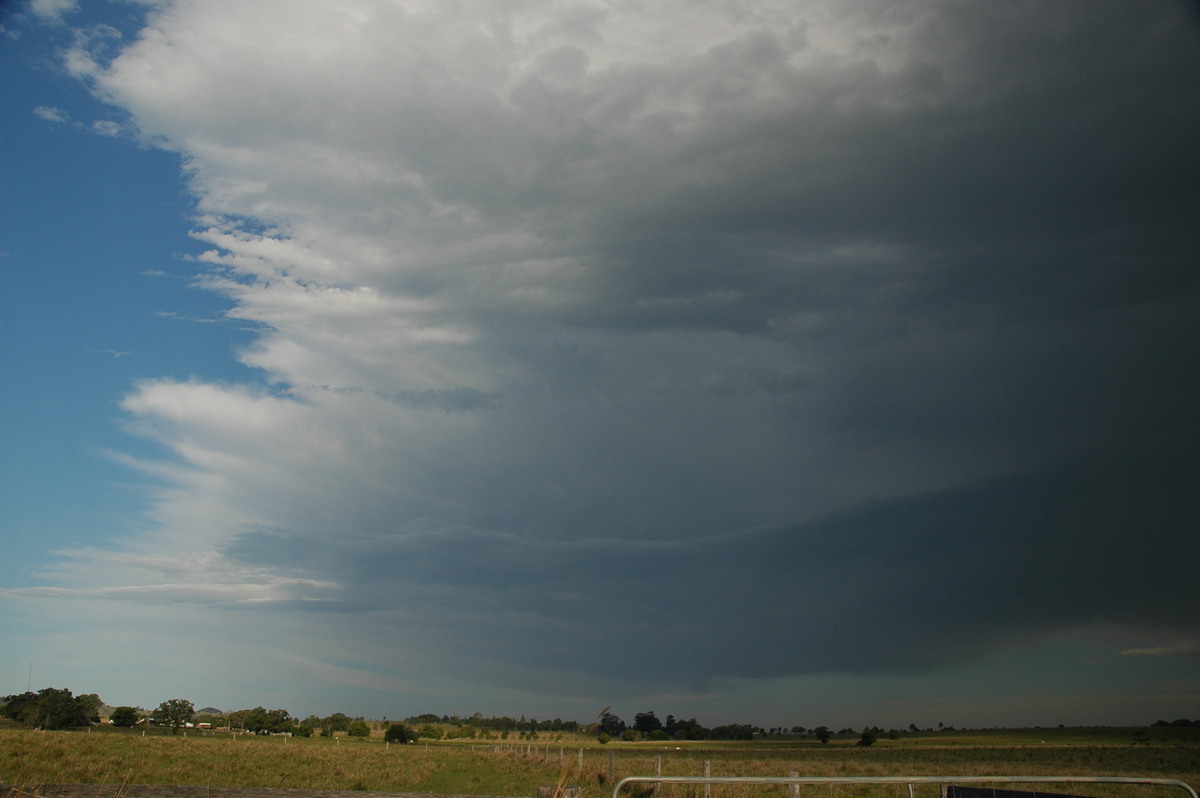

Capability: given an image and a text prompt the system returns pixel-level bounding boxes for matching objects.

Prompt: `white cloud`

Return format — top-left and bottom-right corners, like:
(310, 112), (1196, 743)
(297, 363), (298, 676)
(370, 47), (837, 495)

(33, 105), (69, 123)
(92, 119), (123, 136)
(29, 0), (79, 23)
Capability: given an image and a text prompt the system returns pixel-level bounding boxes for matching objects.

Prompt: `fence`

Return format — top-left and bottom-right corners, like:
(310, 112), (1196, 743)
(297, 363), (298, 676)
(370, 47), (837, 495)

(611, 776), (1199, 798)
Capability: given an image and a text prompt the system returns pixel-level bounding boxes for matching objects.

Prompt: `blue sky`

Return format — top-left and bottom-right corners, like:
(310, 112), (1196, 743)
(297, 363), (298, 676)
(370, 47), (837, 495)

(2, 0), (1198, 730)
(2, 3), (251, 583)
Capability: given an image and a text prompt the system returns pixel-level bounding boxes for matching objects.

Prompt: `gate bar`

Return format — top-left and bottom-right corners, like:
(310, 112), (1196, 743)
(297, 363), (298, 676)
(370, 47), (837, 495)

(612, 775), (1198, 798)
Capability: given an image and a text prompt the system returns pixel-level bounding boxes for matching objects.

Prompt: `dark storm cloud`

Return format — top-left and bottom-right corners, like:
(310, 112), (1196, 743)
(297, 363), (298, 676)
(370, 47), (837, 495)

(538, 3), (1200, 326)
(222, 436), (1200, 694)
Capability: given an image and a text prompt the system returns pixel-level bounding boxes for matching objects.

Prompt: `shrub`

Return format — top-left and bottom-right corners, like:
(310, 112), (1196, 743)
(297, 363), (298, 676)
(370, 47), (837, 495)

(110, 706), (140, 728)
(417, 723), (444, 740)
(385, 723), (416, 743)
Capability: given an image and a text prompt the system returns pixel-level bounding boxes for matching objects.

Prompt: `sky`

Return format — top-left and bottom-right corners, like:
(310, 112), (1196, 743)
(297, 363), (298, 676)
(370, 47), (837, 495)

(1, 0), (1199, 732)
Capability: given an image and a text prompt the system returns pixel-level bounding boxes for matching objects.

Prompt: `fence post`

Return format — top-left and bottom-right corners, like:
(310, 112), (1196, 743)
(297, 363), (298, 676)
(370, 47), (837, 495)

(791, 772), (799, 798)
(578, 748), (584, 776)
(704, 761), (711, 798)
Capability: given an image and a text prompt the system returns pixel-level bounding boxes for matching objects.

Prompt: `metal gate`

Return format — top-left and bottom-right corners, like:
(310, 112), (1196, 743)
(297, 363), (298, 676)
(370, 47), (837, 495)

(611, 775), (1198, 798)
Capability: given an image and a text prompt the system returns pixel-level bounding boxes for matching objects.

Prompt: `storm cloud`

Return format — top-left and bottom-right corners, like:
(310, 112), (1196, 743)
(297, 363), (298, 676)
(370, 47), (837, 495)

(11, 0), (1198, 722)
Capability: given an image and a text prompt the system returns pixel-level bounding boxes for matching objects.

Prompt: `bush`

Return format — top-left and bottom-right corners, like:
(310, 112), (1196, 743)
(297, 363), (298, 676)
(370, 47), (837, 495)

(385, 723), (416, 743)
(346, 720), (371, 738)
(110, 706), (140, 727)
(417, 723), (444, 740)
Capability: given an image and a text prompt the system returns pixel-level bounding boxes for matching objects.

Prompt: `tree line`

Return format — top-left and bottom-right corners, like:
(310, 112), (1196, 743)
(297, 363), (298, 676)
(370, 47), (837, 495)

(0, 692), (756, 742)
(0, 690), (981, 745)
(12, 687), (1189, 741)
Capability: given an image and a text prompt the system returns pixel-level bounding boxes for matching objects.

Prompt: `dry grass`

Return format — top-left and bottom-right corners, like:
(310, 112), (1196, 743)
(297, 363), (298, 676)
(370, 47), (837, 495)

(3, 729), (1197, 798)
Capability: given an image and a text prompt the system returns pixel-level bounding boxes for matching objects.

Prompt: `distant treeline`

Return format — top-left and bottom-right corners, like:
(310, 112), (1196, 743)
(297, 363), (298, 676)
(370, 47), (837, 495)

(406, 711), (763, 741)
(403, 713), (580, 734)
(5, 687), (1196, 739)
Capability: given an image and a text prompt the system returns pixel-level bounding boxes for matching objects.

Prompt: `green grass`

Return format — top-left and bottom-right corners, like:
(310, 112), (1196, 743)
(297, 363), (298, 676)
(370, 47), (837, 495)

(2, 728), (1197, 798)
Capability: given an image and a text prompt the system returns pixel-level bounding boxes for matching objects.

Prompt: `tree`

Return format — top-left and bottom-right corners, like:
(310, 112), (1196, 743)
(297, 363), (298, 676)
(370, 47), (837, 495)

(598, 712), (625, 737)
(227, 706), (292, 733)
(814, 726), (831, 744)
(110, 706), (140, 727)
(156, 698), (195, 734)
(347, 720), (371, 737)
(857, 729), (877, 747)
(255, 707), (292, 733)
(385, 723), (417, 743)
(710, 723), (754, 740)
(298, 715), (323, 736)
(321, 712), (353, 736)
(634, 711), (663, 735)
(417, 723), (444, 740)
(2, 688), (93, 730)
(670, 717), (707, 740)
(76, 694), (103, 724)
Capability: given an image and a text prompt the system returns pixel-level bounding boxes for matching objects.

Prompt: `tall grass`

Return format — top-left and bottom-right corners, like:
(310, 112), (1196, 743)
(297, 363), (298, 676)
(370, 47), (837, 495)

(3, 729), (1197, 798)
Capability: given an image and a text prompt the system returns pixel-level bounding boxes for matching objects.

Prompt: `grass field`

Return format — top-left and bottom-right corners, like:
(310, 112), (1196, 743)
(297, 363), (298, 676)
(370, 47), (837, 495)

(3, 726), (1197, 798)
